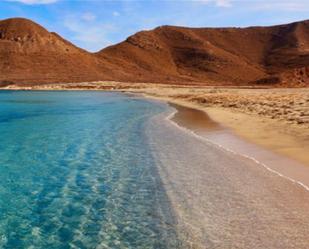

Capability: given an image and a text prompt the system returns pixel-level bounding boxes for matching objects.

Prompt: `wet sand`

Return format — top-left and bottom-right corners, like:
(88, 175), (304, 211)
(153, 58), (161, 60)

(170, 103), (309, 190)
(169, 103), (222, 132)
(146, 110), (309, 249)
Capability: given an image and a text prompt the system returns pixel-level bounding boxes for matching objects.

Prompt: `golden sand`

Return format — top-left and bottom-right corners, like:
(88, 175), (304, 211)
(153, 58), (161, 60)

(2, 81), (309, 166)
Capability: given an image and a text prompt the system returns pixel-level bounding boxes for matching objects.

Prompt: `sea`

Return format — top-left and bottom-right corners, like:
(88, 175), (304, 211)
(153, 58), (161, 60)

(1, 90), (309, 249)
(0, 91), (181, 249)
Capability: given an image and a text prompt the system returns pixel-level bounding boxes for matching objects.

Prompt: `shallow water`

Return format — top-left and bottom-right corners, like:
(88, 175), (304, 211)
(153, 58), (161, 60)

(171, 104), (309, 190)
(0, 91), (180, 249)
(146, 109), (309, 249)
(2, 91), (309, 249)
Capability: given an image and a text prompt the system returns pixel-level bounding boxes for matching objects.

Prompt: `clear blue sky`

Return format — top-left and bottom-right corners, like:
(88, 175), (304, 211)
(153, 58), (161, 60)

(1, 0), (308, 52)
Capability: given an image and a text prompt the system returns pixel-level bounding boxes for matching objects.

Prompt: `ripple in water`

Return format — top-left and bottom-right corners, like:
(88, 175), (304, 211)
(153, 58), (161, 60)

(0, 91), (181, 248)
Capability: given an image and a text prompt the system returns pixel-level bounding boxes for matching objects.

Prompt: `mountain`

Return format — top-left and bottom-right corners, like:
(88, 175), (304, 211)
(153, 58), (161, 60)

(98, 20), (309, 86)
(0, 18), (127, 85)
(0, 17), (308, 86)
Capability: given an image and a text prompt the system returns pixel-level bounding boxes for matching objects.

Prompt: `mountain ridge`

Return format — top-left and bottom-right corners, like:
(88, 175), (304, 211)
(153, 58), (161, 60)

(0, 17), (308, 86)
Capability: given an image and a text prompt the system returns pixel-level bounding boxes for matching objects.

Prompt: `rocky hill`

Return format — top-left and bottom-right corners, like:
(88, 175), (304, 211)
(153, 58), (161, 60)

(0, 17), (308, 86)
(98, 20), (309, 86)
(0, 18), (126, 85)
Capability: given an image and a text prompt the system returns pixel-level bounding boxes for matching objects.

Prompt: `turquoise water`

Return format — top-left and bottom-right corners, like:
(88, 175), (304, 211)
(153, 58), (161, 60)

(0, 91), (180, 249)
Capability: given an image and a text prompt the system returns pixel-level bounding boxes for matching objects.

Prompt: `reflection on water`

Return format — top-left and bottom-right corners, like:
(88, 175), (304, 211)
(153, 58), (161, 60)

(0, 91), (181, 249)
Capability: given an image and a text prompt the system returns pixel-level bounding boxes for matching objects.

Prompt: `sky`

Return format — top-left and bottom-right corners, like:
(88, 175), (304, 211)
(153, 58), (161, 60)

(0, 0), (308, 52)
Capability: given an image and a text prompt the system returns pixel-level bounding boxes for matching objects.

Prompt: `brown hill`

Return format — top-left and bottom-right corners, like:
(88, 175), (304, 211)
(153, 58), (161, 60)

(0, 17), (308, 86)
(98, 20), (309, 86)
(0, 18), (127, 85)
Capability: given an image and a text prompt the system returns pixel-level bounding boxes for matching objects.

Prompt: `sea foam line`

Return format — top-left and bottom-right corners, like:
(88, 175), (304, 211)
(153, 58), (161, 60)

(165, 110), (309, 192)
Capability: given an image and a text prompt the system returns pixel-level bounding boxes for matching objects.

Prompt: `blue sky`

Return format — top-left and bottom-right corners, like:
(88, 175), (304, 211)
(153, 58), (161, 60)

(1, 0), (308, 52)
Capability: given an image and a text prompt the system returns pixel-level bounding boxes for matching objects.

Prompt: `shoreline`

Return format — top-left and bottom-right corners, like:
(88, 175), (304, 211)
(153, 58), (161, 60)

(147, 104), (309, 249)
(134, 89), (309, 167)
(165, 103), (309, 191)
(2, 85), (309, 247)
(2, 83), (309, 189)
(2, 84), (309, 165)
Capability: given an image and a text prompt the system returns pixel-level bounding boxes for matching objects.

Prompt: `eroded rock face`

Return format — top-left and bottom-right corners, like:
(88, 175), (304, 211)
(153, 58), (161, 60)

(279, 66), (309, 87)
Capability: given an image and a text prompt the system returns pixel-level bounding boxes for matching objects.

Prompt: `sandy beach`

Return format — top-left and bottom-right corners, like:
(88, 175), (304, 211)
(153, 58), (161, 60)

(2, 82), (309, 167)
(146, 109), (309, 249)
(127, 84), (309, 167)
(1, 84), (309, 248)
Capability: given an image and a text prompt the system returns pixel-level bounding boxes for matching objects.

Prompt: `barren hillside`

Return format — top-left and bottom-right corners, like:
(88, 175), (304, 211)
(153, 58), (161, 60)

(0, 17), (308, 86)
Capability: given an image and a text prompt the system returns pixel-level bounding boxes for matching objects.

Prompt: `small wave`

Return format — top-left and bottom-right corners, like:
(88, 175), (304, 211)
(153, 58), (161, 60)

(165, 109), (309, 192)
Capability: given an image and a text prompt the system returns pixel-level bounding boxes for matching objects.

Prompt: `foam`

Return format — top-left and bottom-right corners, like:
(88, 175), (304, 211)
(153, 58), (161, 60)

(165, 110), (309, 192)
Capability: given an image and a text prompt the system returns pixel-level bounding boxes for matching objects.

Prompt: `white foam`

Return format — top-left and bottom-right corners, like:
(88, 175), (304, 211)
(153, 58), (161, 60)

(165, 109), (309, 192)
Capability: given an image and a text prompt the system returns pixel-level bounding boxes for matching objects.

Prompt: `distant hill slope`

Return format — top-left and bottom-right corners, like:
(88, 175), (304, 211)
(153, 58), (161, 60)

(0, 18), (127, 84)
(0, 17), (308, 86)
(98, 20), (309, 86)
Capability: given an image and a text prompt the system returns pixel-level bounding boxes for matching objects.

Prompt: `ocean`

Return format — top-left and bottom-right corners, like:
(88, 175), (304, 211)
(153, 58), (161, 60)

(0, 91), (180, 249)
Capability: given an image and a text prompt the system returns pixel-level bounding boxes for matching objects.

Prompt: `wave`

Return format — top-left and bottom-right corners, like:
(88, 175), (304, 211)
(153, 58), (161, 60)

(165, 109), (309, 192)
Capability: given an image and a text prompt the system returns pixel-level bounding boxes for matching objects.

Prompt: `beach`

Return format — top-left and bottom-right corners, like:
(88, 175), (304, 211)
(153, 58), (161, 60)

(6, 82), (308, 165)
(124, 84), (309, 166)
(0, 88), (309, 248)
(3, 82), (309, 181)
(146, 108), (309, 249)
(3, 82), (309, 176)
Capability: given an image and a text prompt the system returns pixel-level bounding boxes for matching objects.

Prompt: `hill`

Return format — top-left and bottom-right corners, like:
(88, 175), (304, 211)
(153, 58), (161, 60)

(98, 20), (309, 86)
(0, 18), (126, 85)
(0, 17), (308, 86)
